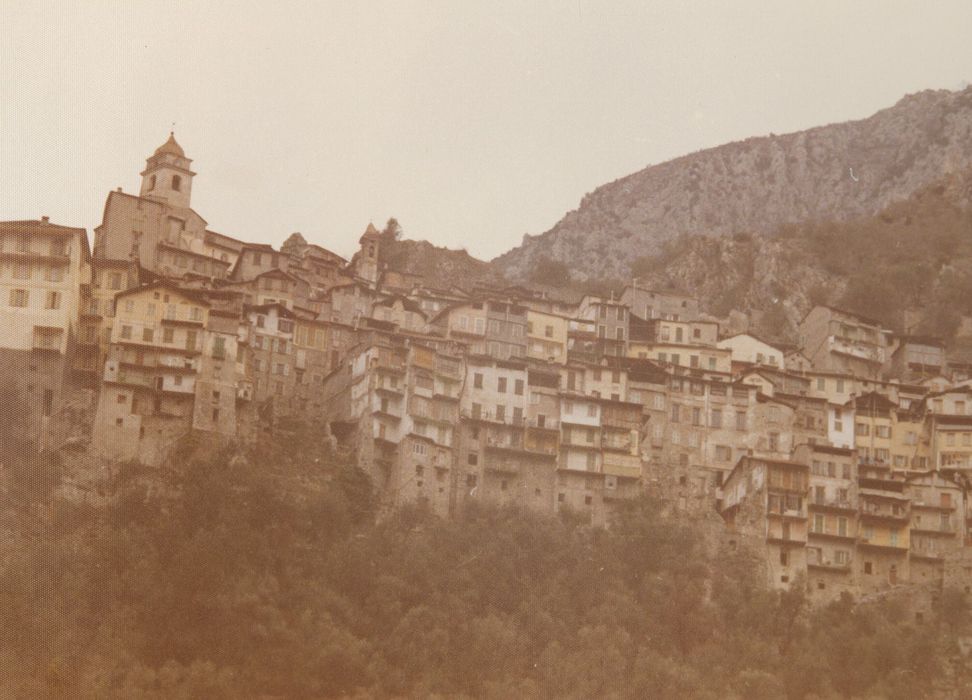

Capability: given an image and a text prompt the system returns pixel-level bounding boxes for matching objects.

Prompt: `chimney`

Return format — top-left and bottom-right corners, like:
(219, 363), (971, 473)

(40, 216), (49, 223)
(117, 187), (123, 192)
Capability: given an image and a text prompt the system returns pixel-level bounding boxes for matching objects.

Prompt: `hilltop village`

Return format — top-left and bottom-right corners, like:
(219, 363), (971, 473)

(3, 134), (972, 603)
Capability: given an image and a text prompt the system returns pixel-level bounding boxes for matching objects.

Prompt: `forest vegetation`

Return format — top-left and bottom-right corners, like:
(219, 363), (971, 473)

(1, 423), (970, 698)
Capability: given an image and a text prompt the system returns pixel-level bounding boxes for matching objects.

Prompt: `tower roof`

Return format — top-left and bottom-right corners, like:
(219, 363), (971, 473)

(153, 132), (185, 158)
(359, 222), (381, 243)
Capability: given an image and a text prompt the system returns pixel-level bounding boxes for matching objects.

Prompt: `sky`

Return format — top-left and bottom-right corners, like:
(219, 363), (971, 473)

(1, 2), (970, 261)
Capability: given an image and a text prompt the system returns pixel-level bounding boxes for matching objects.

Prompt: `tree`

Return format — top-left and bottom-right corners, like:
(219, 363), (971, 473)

(530, 256), (570, 286)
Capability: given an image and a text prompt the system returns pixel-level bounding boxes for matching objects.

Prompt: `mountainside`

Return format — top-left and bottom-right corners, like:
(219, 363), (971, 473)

(632, 169), (972, 344)
(493, 86), (972, 281)
(382, 237), (504, 290)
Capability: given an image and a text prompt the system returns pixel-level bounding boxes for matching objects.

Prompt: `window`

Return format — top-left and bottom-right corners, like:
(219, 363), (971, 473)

(545, 325), (554, 338)
(120, 325), (132, 339)
(9, 289), (28, 307)
(736, 411), (746, 431)
(496, 405), (506, 422)
(514, 379), (524, 395)
(587, 404), (597, 417)
(816, 377), (825, 391)
(768, 432), (780, 451)
(172, 175), (182, 191)
(212, 336), (226, 360)
(473, 372), (483, 389)
(467, 453), (478, 466)
(12, 263), (30, 279)
(498, 377), (507, 392)
(163, 327), (174, 343)
(110, 273), (122, 290)
(142, 328), (153, 343)
(710, 409), (722, 428)
(671, 404), (680, 423)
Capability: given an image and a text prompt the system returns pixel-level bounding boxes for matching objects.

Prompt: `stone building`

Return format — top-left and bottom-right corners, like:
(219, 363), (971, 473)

(92, 281), (213, 464)
(0, 218), (91, 449)
(799, 305), (892, 380)
(620, 283), (700, 322)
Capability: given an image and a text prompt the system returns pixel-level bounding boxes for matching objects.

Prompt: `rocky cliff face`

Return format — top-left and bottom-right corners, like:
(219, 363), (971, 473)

(493, 86), (972, 281)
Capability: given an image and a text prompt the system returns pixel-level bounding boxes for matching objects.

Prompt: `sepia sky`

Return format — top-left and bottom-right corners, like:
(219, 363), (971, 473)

(2, 1), (970, 260)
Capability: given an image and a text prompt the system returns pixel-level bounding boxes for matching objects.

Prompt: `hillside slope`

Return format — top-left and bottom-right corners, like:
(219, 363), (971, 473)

(494, 86), (972, 281)
(631, 169), (972, 343)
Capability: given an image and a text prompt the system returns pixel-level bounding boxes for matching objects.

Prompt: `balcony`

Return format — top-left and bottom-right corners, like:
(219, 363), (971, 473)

(910, 523), (956, 536)
(768, 506), (808, 520)
(112, 372), (156, 389)
(807, 559), (852, 572)
(808, 525), (855, 541)
(828, 335), (885, 363)
(32, 330), (64, 353)
(603, 453), (641, 479)
(527, 417), (560, 431)
(371, 353), (406, 373)
(524, 441), (558, 458)
(909, 546), (944, 561)
(767, 533), (807, 545)
(434, 360), (462, 379)
(372, 408), (402, 421)
(601, 436), (636, 454)
(859, 506), (909, 524)
(858, 537), (908, 552)
(460, 409), (526, 426)
(808, 497), (856, 513)
(484, 437), (528, 454)
(373, 382), (404, 396)
(0, 250), (70, 265)
(484, 459), (521, 475)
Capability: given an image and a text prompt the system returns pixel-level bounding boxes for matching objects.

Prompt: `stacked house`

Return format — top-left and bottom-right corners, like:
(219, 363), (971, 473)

(4, 134), (972, 603)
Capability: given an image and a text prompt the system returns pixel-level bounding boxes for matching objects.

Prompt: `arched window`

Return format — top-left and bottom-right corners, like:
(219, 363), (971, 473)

(368, 244), (375, 258)
(172, 175), (182, 191)
(149, 174), (156, 190)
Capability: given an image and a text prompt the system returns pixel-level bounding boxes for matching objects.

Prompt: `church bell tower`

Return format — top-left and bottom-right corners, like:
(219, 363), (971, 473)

(139, 132), (195, 209)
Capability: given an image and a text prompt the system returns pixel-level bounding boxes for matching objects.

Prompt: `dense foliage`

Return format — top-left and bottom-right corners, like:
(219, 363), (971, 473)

(2, 426), (970, 698)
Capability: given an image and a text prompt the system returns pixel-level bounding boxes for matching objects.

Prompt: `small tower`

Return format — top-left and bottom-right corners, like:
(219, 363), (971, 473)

(356, 222), (381, 285)
(139, 132), (195, 209)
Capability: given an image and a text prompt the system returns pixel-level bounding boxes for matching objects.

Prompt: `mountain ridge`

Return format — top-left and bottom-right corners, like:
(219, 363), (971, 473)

(491, 86), (972, 281)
